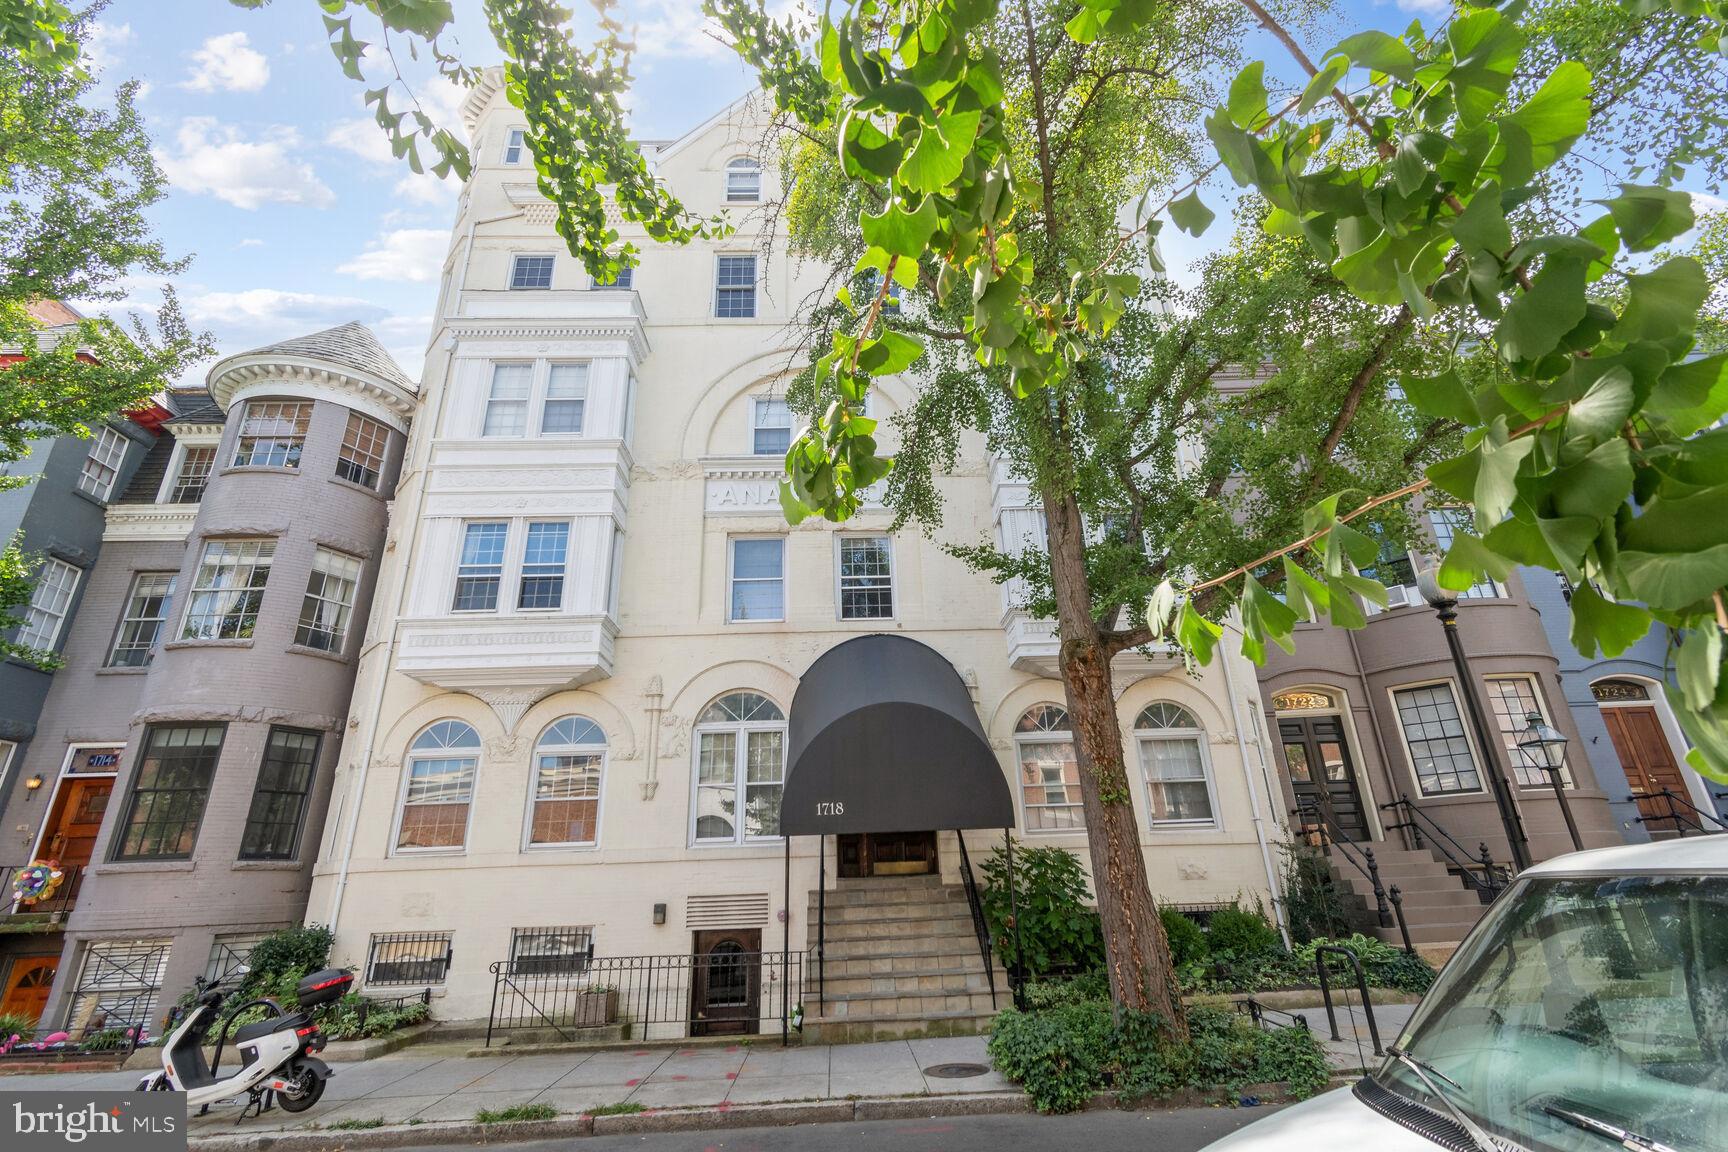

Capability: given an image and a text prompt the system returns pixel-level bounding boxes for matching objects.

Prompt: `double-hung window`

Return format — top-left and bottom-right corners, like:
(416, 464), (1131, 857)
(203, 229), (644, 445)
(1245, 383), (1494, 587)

(78, 427), (128, 500)
(16, 558), (80, 651)
(715, 254), (757, 318)
(510, 254), (555, 290)
(1394, 683), (1485, 795)
(482, 363), (532, 437)
(838, 536), (893, 619)
(1486, 676), (1573, 788)
(725, 157), (762, 203)
(239, 727), (320, 860)
(168, 445), (216, 503)
(728, 538), (784, 622)
(109, 572), (176, 667)
(113, 723), (227, 860)
(692, 692), (785, 843)
(295, 548), (363, 652)
(1015, 705), (1083, 831)
(752, 398), (792, 456)
(1135, 703), (1217, 828)
(396, 721), (480, 852)
(453, 522), (509, 611)
(233, 401), (312, 469)
(503, 127), (526, 164)
(541, 364), (588, 434)
(592, 266), (633, 290)
(336, 412), (389, 489)
(182, 539), (274, 640)
(518, 522), (569, 610)
(529, 717), (606, 847)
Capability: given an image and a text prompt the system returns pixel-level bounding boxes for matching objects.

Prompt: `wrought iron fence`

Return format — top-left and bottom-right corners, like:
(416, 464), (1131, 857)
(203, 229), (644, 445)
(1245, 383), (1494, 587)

(366, 931), (453, 986)
(486, 950), (806, 1047)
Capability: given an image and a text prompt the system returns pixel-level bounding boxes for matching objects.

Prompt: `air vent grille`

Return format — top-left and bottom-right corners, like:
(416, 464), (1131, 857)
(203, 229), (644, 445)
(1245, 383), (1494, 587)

(685, 893), (770, 930)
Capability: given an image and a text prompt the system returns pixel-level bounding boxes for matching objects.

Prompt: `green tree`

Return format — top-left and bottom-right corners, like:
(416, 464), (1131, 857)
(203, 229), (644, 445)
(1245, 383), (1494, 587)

(2, 3), (213, 664)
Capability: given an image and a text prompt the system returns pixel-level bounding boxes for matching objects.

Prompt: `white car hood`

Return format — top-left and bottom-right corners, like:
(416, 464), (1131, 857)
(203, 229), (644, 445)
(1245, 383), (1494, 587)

(1204, 1083), (1449, 1152)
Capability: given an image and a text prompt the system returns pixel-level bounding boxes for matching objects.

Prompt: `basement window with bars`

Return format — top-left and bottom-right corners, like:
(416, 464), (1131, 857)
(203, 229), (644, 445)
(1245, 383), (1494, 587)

(366, 932), (453, 985)
(508, 926), (594, 977)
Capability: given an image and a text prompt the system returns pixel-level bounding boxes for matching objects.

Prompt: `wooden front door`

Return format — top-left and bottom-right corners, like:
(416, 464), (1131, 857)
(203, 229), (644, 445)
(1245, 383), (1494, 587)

(1603, 707), (1692, 835)
(836, 831), (937, 878)
(1280, 717), (1370, 840)
(43, 777), (112, 868)
(1, 957), (58, 1025)
(690, 929), (760, 1036)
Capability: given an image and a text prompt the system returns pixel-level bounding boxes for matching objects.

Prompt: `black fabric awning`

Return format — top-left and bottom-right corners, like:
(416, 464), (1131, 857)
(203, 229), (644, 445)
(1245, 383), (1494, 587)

(781, 635), (1015, 836)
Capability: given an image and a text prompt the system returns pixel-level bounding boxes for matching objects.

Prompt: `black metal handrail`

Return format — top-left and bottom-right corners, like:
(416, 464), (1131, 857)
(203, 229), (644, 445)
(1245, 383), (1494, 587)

(1379, 795), (1512, 898)
(1627, 788), (1727, 837)
(954, 830), (998, 1010)
(1291, 798), (1392, 927)
(1314, 944), (1383, 1057)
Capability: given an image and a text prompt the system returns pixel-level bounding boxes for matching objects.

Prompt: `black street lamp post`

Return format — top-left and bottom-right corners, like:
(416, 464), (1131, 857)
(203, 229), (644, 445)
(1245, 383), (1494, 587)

(1517, 710), (1583, 852)
(1416, 567), (1534, 872)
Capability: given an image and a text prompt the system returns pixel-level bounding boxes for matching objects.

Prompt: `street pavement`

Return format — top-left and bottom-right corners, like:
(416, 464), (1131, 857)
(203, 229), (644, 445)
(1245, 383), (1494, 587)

(406, 1105), (1292, 1151)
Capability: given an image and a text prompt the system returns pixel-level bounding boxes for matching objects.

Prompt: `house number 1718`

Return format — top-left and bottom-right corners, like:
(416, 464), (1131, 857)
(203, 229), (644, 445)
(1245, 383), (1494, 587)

(815, 802), (845, 816)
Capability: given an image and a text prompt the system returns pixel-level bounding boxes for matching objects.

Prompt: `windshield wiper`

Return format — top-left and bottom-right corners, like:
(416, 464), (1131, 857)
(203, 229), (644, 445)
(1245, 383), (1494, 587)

(1386, 1047), (1501, 1152)
(1542, 1104), (1679, 1152)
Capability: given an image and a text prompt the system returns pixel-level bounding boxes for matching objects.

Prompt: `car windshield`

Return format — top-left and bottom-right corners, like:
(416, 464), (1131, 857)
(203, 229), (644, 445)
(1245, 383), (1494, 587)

(1375, 872), (1727, 1152)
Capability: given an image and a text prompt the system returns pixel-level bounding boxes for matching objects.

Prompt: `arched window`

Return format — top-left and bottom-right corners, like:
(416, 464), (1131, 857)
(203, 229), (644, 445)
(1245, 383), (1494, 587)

(396, 721), (480, 852)
(1014, 705), (1083, 831)
(692, 692), (785, 844)
(528, 717), (606, 847)
(725, 156), (762, 203)
(1133, 703), (1216, 828)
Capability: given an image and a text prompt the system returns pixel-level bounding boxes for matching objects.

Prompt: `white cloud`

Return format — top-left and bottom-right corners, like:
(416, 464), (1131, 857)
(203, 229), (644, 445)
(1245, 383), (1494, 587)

(235, 238), (265, 249)
(81, 22), (132, 75)
(1388, 0), (1454, 16)
(326, 118), (396, 165)
(182, 288), (391, 329)
(155, 118), (334, 210)
(1692, 192), (1728, 215)
(336, 228), (448, 282)
(182, 31), (270, 94)
(394, 172), (459, 206)
(629, 0), (807, 60)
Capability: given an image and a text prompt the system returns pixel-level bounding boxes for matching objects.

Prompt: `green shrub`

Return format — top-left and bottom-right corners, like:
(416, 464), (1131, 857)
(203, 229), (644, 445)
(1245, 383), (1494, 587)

(237, 925), (334, 1001)
(1293, 934), (1435, 994)
(986, 1000), (1115, 1113)
(1021, 969), (1109, 1010)
(320, 994), (430, 1040)
(1206, 903), (1283, 961)
(979, 842), (1104, 978)
(1160, 906), (1208, 967)
(1176, 1005), (1329, 1099)
(0, 1011), (36, 1040)
(1280, 846), (1353, 944)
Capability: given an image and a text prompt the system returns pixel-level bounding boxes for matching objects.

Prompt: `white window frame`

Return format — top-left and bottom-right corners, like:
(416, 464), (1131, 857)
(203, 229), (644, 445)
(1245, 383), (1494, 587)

(590, 265), (633, 290)
(335, 411), (390, 490)
(77, 427), (128, 501)
(727, 536), (786, 624)
(517, 520), (571, 612)
(452, 521), (511, 613)
(725, 156), (763, 203)
(1014, 705), (1084, 834)
(523, 716), (608, 851)
(1134, 703), (1221, 831)
(449, 518), (575, 617)
(1484, 674), (1574, 789)
(157, 440), (220, 504)
(108, 571), (177, 668)
(232, 400), (313, 470)
(835, 534), (895, 621)
(17, 557), (81, 651)
(1388, 678), (1489, 797)
(180, 539), (274, 640)
(714, 253), (758, 318)
(689, 692), (787, 846)
(751, 396), (793, 456)
(503, 127), (526, 164)
(509, 252), (556, 291)
(479, 360), (594, 439)
(294, 547), (363, 654)
(390, 721), (482, 857)
(539, 363), (589, 437)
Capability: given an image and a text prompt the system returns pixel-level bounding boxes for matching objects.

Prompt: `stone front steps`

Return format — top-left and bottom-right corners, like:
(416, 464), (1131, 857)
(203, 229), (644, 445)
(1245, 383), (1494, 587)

(801, 874), (1009, 1044)
(1321, 844), (1493, 946)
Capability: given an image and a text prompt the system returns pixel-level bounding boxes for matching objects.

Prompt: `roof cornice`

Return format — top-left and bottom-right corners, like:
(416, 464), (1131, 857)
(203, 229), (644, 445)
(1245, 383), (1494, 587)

(206, 356), (418, 424)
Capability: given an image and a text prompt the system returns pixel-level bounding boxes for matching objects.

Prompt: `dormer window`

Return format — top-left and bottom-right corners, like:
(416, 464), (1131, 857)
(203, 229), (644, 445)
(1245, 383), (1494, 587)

(504, 128), (526, 164)
(725, 157), (762, 203)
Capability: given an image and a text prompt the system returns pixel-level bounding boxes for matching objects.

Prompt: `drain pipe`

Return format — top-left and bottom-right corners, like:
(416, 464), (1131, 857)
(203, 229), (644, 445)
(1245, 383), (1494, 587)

(1219, 623), (1292, 949)
(326, 209), (520, 933)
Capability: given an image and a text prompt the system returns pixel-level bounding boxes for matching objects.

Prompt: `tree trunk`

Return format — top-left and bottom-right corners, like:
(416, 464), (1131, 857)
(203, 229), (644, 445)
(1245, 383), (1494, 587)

(1040, 489), (1187, 1035)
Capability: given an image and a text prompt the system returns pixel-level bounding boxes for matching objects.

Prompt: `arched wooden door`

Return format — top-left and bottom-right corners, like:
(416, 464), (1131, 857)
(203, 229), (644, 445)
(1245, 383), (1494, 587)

(689, 929), (760, 1036)
(1, 957), (58, 1025)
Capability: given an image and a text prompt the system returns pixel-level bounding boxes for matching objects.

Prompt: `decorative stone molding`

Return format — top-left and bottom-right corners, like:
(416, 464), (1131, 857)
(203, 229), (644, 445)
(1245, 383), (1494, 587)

(208, 360), (417, 431)
(447, 316), (649, 362)
(395, 613), (617, 692)
(474, 689), (544, 735)
(641, 675), (665, 801)
(103, 503), (197, 543)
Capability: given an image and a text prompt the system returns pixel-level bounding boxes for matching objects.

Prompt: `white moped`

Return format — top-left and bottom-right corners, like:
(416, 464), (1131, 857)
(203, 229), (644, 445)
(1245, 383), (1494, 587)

(135, 967), (350, 1117)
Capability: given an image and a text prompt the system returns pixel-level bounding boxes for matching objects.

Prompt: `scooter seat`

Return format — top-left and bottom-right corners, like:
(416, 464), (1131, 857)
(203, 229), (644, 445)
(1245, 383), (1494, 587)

(232, 1012), (309, 1045)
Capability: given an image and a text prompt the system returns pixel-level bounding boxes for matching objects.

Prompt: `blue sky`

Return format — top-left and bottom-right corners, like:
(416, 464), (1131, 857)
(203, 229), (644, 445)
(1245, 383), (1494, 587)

(83, 0), (1493, 384)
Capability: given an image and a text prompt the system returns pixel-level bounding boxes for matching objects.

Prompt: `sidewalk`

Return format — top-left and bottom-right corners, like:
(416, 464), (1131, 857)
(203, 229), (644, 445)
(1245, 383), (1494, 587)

(1313, 1001), (1413, 1072)
(0, 1035), (1019, 1136)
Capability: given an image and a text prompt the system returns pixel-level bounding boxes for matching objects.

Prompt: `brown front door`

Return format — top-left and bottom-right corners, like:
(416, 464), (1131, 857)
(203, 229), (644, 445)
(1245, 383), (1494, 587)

(1280, 718), (1370, 840)
(1603, 707), (1692, 835)
(1, 957), (58, 1025)
(690, 929), (760, 1036)
(43, 777), (112, 868)
(836, 832), (937, 878)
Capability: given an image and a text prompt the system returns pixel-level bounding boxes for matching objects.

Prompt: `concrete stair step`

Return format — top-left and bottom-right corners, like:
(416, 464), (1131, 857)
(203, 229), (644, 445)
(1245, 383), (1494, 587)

(821, 969), (998, 997)
(811, 900), (976, 923)
(817, 915), (979, 942)
(1388, 888), (1486, 911)
(834, 874), (948, 888)
(802, 1011), (997, 1044)
(810, 885), (970, 908)
(1341, 873), (1473, 894)
(811, 990), (1001, 1018)
(815, 946), (999, 971)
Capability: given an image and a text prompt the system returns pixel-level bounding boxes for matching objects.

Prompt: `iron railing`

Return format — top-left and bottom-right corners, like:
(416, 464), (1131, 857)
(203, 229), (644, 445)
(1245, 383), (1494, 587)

(1236, 997), (1310, 1033)
(485, 950), (805, 1047)
(1292, 798), (1392, 928)
(954, 831), (998, 1010)
(366, 931), (453, 986)
(1379, 795), (1512, 901)
(3, 861), (85, 921)
(0, 1020), (151, 1062)
(1313, 944), (1383, 1057)
(1627, 788), (1727, 837)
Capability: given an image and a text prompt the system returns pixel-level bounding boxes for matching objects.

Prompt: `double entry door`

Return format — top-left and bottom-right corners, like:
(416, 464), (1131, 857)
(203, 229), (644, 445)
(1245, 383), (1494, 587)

(1279, 717), (1370, 840)
(1602, 706), (1693, 835)
(837, 831), (937, 878)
